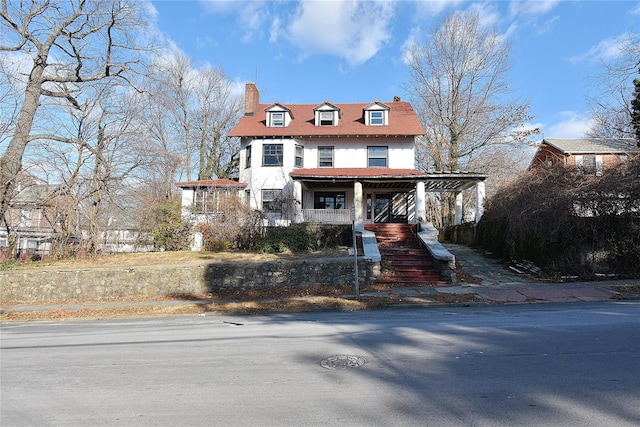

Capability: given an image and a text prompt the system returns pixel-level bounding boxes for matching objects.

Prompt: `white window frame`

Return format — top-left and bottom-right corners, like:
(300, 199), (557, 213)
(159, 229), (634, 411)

(262, 189), (283, 212)
(319, 111), (334, 126)
(245, 145), (252, 169)
(369, 110), (384, 126)
(295, 145), (304, 168)
(262, 144), (283, 166)
(270, 112), (285, 127)
(318, 146), (334, 167)
(368, 146), (388, 167)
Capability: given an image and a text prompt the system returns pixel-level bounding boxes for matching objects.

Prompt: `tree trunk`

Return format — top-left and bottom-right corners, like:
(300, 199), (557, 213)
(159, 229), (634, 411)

(0, 55), (46, 233)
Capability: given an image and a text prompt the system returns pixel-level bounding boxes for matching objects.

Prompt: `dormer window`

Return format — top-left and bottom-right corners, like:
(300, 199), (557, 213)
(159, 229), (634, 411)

(265, 103), (292, 127)
(364, 101), (389, 126)
(369, 111), (384, 125)
(319, 111), (334, 126)
(314, 102), (340, 127)
(270, 112), (284, 127)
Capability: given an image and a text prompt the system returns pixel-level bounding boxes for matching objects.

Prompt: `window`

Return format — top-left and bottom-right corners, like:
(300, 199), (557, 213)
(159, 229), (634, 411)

(193, 188), (229, 213)
(245, 145), (251, 169)
(368, 146), (388, 167)
(318, 146), (334, 167)
(262, 189), (282, 212)
(319, 111), (334, 126)
(20, 209), (32, 227)
(263, 144), (283, 166)
(270, 112), (284, 127)
(619, 154), (629, 175)
(295, 145), (304, 168)
(576, 155), (603, 176)
(369, 110), (384, 125)
(314, 192), (345, 210)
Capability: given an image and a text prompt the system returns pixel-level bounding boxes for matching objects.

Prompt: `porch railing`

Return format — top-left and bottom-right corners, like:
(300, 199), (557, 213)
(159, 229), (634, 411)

(302, 209), (352, 224)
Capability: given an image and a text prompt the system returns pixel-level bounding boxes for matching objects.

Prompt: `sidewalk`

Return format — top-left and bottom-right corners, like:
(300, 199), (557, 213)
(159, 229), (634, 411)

(439, 243), (640, 304)
(2, 245), (639, 319)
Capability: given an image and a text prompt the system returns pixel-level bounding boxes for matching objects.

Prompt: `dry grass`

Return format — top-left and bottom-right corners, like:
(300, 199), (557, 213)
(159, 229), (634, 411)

(1, 248), (351, 270)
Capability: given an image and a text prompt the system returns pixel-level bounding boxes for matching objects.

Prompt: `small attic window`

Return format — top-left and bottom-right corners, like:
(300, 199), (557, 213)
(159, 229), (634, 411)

(364, 101), (389, 126)
(319, 111), (334, 126)
(370, 111), (384, 126)
(265, 103), (291, 127)
(314, 102), (340, 126)
(270, 112), (284, 127)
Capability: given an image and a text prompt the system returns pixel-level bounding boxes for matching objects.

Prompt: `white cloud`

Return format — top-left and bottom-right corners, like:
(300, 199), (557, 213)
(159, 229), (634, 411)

(285, 0), (395, 66)
(199, 0), (269, 42)
(569, 35), (629, 63)
(400, 26), (422, 66)
(269, 16), (282, 44)
(509, 0), (561, 17)
(413, 0), (465, 17)
(199, 0), (241, 13)
(545, 111), (593, 138)
(467, 2), (500, 28)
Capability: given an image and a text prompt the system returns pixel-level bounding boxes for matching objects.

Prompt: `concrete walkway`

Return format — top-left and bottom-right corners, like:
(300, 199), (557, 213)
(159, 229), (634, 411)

(440, 243), (640, 304)
(357, 244), (640, 305)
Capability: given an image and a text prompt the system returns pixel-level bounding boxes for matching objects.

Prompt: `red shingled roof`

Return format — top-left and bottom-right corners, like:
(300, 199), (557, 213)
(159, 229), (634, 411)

(229, 102), (425, 138)
(290, 168), (426, 179)
(175, 179), (246, 188)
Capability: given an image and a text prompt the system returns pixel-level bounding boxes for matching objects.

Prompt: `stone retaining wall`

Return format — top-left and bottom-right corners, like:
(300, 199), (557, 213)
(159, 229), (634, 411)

(0, 257), (381, 304)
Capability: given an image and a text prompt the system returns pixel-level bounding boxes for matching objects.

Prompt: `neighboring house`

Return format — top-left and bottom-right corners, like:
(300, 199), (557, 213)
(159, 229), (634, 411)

(530, 138), (640, 175)
(530, 138), (640, 218)
(0, 183), (77, 257)
(226, 82), (487, 229)
(97, 215), (154, 253)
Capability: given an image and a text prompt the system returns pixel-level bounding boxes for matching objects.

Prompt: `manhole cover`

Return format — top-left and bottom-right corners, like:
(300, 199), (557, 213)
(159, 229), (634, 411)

(320, 355), (367, 370)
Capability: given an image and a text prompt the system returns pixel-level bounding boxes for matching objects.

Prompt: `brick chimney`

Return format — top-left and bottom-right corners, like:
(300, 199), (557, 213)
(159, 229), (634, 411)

(244, 82), (259, 116)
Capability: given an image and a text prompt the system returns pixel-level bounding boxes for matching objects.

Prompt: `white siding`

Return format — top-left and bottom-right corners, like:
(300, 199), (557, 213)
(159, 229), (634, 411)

(239, 136), (416, 212)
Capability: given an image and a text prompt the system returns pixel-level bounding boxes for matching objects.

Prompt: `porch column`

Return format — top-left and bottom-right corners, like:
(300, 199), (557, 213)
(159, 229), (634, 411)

(475, 180), (485, 223)
(293, 180), (304, 223)
(415, 181), (426, 222)
(353, 181), (364, 230)
(454, 192), (463, 225)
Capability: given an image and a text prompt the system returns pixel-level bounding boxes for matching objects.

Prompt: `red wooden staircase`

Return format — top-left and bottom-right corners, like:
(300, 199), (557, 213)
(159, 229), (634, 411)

(365, 223), (448, 286)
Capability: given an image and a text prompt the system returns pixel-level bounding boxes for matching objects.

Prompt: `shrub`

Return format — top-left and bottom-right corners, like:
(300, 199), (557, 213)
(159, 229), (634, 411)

(196, 223), (234, 252)
(257, 224), (317, 254)
(152, 200), (190, 251)
(476, 158), (640, 279)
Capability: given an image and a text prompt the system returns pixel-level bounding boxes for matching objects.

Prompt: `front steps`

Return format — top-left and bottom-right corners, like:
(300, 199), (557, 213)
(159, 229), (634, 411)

(365, 223), (448, 286)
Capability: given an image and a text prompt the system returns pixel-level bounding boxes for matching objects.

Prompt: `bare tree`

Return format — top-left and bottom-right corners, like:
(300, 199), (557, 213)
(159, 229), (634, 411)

(192, 65), (243, 180)
(404, 11), (538, 226)
(144, 52), (242, 182)
(405, 11), (537, 172)
(151, 52), (195, 181)
(586, 32), (640, 139)
(0, 0), (151, 234)
(78, 86), (148, 253)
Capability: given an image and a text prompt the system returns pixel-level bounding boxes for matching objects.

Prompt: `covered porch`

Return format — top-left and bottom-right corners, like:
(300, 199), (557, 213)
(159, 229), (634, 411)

(289, 168), (487, 229)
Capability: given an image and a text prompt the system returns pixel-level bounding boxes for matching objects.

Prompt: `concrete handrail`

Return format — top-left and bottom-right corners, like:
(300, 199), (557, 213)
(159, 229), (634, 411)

(358, 229), (381, 262)
(417, 221), (456, 268)
(416, 221), (457, 283)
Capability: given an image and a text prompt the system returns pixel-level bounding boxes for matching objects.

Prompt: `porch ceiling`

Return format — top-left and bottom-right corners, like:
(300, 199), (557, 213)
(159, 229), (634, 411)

(423, 171), (488, 192)
(291, 169), (487, 192)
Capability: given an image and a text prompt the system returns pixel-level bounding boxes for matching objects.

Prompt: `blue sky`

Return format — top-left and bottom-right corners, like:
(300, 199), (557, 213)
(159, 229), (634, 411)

(149, 0), (640, 139)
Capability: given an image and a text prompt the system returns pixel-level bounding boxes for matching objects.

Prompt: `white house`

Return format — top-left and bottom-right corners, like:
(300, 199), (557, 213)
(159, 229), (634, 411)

(227, 82), (486, 229)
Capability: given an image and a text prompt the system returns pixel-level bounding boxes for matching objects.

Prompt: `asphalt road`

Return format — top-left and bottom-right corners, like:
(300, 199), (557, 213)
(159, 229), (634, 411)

(2, 302), (639, 426)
